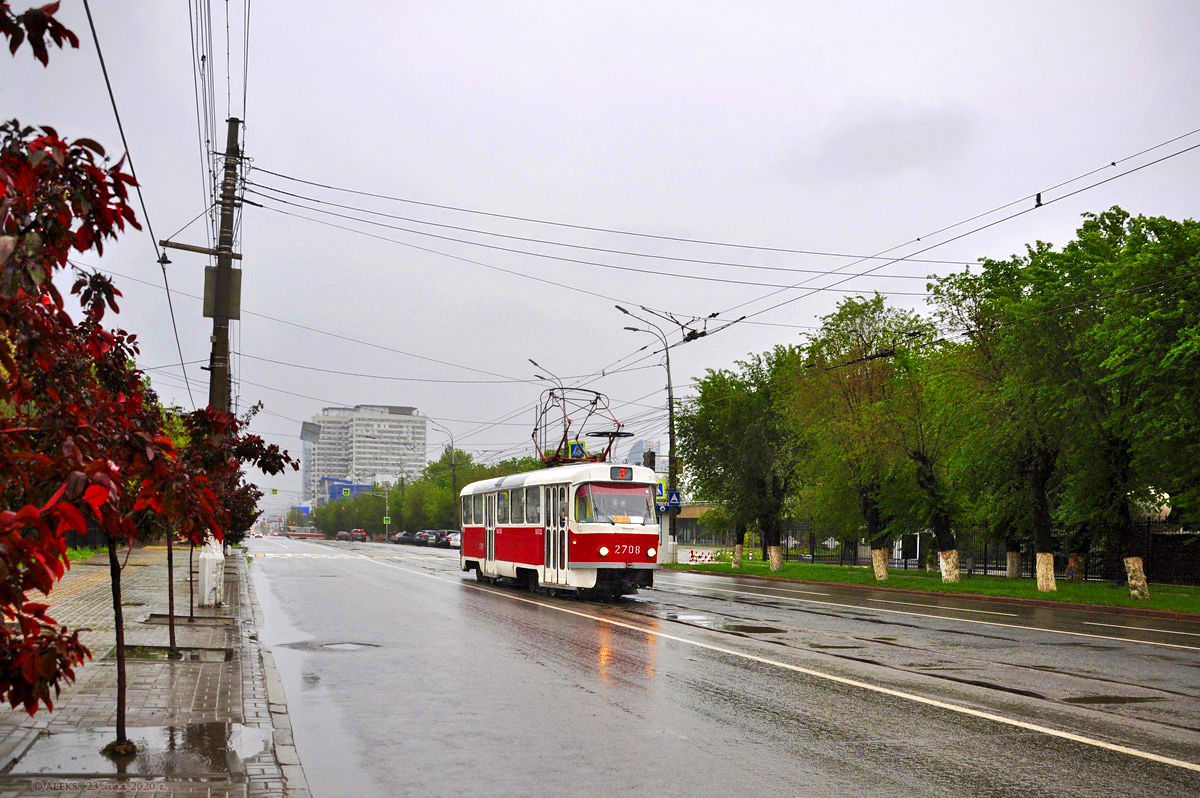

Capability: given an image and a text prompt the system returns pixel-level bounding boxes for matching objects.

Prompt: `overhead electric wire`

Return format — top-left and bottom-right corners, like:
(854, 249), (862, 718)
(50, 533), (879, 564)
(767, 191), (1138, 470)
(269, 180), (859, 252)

(709, 131), (1200, 326)
(82, 0), (196, 410)
(252, 124), (1200, 264)
(235, 352), (662, 384)
(250, 192), (932, 297)
(244, 166), (986, 262)
(246, 181), (952, 275)
(241, 0), (251, 122)
(80, 262), (541, 385)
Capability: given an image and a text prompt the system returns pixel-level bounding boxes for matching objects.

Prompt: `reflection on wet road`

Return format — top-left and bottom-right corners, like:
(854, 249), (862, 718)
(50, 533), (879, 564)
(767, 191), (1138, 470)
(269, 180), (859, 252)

(249, 536), (1200, 797)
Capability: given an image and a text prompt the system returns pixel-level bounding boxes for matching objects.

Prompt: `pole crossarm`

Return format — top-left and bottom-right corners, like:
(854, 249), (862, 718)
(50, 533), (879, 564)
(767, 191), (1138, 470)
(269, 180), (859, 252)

(159, 240), (243, 260)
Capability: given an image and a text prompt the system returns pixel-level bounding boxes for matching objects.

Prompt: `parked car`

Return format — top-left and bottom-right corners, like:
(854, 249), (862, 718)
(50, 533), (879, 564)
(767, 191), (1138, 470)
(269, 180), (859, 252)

(335, 530), (350, 541)
(393, 530), (419, 545)
(415, 530), (443, 546)
(444, 531), (461, 550)
(349, 529), (367, 542)
(437, 530), (458, 549)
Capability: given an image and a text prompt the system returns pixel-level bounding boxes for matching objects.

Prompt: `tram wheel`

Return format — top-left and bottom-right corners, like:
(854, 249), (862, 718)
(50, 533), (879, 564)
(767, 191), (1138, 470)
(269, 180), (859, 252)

(475, 568), (488, 583)
(526, 572), (540, 593)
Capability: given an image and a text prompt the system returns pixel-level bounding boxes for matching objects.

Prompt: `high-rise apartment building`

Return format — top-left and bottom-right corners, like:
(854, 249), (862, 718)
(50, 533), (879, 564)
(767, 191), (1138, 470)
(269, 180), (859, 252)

(301, 405), (427, 506)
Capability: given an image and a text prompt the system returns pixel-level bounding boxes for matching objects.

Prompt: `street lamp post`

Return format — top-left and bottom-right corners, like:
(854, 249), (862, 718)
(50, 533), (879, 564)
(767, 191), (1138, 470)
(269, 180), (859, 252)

(616, 305), (677, 562)
(429, 420), (457, 525)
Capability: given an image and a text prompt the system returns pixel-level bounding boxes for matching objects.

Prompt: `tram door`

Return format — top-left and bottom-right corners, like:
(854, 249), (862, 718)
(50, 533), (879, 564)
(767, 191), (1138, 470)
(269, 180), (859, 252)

(484, 492), (496, 574)
(544, 484), (569, 585)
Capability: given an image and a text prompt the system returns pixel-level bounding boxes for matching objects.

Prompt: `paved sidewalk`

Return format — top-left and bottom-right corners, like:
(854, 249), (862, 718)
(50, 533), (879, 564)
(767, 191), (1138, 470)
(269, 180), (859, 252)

(0, 546), (310, 797)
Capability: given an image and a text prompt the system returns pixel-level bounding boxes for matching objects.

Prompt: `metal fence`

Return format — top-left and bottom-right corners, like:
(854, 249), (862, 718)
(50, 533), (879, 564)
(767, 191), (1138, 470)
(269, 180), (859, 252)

(676, 516), (1200, 586)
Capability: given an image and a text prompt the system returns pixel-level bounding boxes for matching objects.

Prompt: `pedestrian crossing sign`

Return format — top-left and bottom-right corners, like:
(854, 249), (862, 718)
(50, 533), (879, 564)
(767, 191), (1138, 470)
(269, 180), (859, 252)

(655, 481), (666, 501)
(383, 516), (391, 525)
(270, 488), (278, 495)
(342, 488), (351, 496)
(568, 440), (587, 459)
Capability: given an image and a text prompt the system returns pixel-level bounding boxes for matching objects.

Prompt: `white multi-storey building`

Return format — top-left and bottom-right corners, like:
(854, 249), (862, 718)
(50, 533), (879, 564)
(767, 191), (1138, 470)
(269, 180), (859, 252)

(302, 405), (427, 506)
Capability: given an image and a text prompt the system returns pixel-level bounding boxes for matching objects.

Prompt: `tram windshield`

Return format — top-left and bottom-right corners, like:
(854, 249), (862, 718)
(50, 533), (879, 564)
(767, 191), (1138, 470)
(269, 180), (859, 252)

(574, 483), (656, 525)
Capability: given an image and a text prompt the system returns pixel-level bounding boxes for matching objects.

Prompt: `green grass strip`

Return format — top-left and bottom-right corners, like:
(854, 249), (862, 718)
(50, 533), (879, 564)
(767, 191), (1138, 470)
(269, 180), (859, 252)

(662, 560), (1200, 614)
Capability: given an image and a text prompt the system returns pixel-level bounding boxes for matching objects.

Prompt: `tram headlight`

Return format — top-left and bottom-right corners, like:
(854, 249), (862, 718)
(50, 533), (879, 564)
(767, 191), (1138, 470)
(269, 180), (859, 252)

(648, 547), (657, 558)
(599, 546), (610, 557)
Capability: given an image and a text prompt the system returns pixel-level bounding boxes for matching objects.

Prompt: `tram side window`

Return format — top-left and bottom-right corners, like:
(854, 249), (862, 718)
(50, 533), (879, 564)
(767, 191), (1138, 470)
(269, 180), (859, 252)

(525, 487), (541, 524)
(461, 497), (471, 526)
(511, 488), (525, 524)
(497, 491), (510, 525)
(472, 494), (483, 524)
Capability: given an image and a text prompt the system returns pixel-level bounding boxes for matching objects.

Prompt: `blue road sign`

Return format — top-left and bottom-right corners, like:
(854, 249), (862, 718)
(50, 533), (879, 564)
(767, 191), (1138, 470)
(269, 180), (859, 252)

(655, 480), (666, 501)
(667, 490), (682, 506)
(568, 441), (587, 459)
(656, 504), (669, 513)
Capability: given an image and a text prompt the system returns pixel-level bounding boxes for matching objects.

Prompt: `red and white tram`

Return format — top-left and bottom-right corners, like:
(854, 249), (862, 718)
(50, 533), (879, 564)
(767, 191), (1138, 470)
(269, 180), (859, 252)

(460, 462), (660, 598)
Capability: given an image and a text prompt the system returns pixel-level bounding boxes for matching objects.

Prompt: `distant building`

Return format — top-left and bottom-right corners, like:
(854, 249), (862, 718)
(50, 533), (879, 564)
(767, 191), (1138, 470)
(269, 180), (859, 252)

(625, 438), (662, 467)
(302, 405), (427, 506)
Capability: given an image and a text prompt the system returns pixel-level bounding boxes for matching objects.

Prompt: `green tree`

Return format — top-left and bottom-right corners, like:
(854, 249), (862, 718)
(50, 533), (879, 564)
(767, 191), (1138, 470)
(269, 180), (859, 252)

(791, 295), (926, 580)
(677, 345), (805, 571)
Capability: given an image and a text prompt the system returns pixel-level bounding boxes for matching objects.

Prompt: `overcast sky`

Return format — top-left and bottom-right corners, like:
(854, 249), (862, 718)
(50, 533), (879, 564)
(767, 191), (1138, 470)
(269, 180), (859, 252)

(9, 0), (1200, 517)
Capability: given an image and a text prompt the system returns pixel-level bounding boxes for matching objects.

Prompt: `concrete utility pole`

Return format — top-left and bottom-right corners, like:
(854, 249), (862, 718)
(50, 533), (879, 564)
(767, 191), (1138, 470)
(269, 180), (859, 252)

(208, 117), (242, 412)
(159, 116), (243, 414)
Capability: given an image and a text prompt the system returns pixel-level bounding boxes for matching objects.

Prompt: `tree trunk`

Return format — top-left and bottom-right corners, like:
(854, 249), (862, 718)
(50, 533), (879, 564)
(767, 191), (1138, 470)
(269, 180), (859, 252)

(1035, 551), (1057, 592)
(1067, 552), (1084, 582)
(1124, 556), (1150, 600)
(188, 543), (195, 621)
(166, 531), (180, 658)
(938, 549), (961, 583)
(1006, 550), (1021, 578)
(767, 545), (783, 571)
(102, 539), (136, 756)
(870, 548), (889, 581)
(732, 543), (743, 569)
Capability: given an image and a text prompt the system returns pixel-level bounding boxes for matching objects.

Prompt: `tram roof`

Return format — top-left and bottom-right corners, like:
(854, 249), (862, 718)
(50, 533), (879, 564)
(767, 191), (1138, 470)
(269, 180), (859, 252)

(459, 462), (659, 497)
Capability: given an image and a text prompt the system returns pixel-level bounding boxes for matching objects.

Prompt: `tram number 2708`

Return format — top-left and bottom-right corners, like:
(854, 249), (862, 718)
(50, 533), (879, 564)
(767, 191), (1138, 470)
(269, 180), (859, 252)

(614, 544), (641, 555)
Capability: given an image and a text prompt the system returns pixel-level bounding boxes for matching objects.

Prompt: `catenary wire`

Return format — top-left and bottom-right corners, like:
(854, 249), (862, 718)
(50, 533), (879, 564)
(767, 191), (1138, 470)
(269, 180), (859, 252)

(81, 0), (196, 410)
(250, 192), (933, 296)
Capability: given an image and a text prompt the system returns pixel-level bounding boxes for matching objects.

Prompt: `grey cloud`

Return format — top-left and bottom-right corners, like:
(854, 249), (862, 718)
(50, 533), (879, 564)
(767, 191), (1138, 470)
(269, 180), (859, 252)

(776, 104), (979, 184)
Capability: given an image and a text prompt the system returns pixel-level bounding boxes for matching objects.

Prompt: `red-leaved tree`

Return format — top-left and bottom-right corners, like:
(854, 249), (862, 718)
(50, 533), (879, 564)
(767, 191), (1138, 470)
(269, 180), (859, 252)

(2, 3), (296, 755)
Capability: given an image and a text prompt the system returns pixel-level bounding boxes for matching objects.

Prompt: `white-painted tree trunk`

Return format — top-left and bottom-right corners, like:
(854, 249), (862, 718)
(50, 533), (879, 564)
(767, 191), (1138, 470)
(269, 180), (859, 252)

(732, 543), (743, 569)
(198, 537), (225, 607)
(938, 549), (961, 583)
(870, 548), (889, 581)
(1035, 551), (1057, 592)
(1006, 550), (1021, 579)
(767, 545), (784, 571)
(1124, 556), (1150, 600)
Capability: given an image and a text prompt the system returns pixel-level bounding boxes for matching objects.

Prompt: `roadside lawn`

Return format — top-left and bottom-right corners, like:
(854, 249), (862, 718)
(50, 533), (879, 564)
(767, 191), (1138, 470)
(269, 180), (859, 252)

(66, 546), (104, 562)
(661, 560), (1200, 614)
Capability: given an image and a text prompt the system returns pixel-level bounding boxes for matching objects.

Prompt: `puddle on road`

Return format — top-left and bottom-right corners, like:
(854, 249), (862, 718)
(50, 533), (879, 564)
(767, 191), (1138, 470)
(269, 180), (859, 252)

(1062, 695), (1166, 705)
(111, 646), (233, 663)
(9, 722), (269, 777)
(660, 613), (785, 635)
(280, 641), (381, 652)
(723, 625), (786, 634)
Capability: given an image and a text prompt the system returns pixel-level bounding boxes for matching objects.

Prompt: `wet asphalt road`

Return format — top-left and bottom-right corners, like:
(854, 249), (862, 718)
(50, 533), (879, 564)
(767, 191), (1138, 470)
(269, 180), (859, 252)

(247, 536), (1200, 797)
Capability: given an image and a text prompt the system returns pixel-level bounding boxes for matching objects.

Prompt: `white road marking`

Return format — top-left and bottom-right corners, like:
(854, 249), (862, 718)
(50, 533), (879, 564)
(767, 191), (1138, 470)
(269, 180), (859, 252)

(652, 576), (1200, 652)
(865, 597), (1017, 616)
(344, 555), (1200, 774)
(1082, 621), (1200, 637)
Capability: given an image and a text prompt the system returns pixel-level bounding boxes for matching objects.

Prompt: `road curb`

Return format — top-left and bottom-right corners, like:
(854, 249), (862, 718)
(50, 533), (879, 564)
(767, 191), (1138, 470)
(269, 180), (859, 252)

(240, 552), (313, 798)
(662, 566), (1200, 621)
